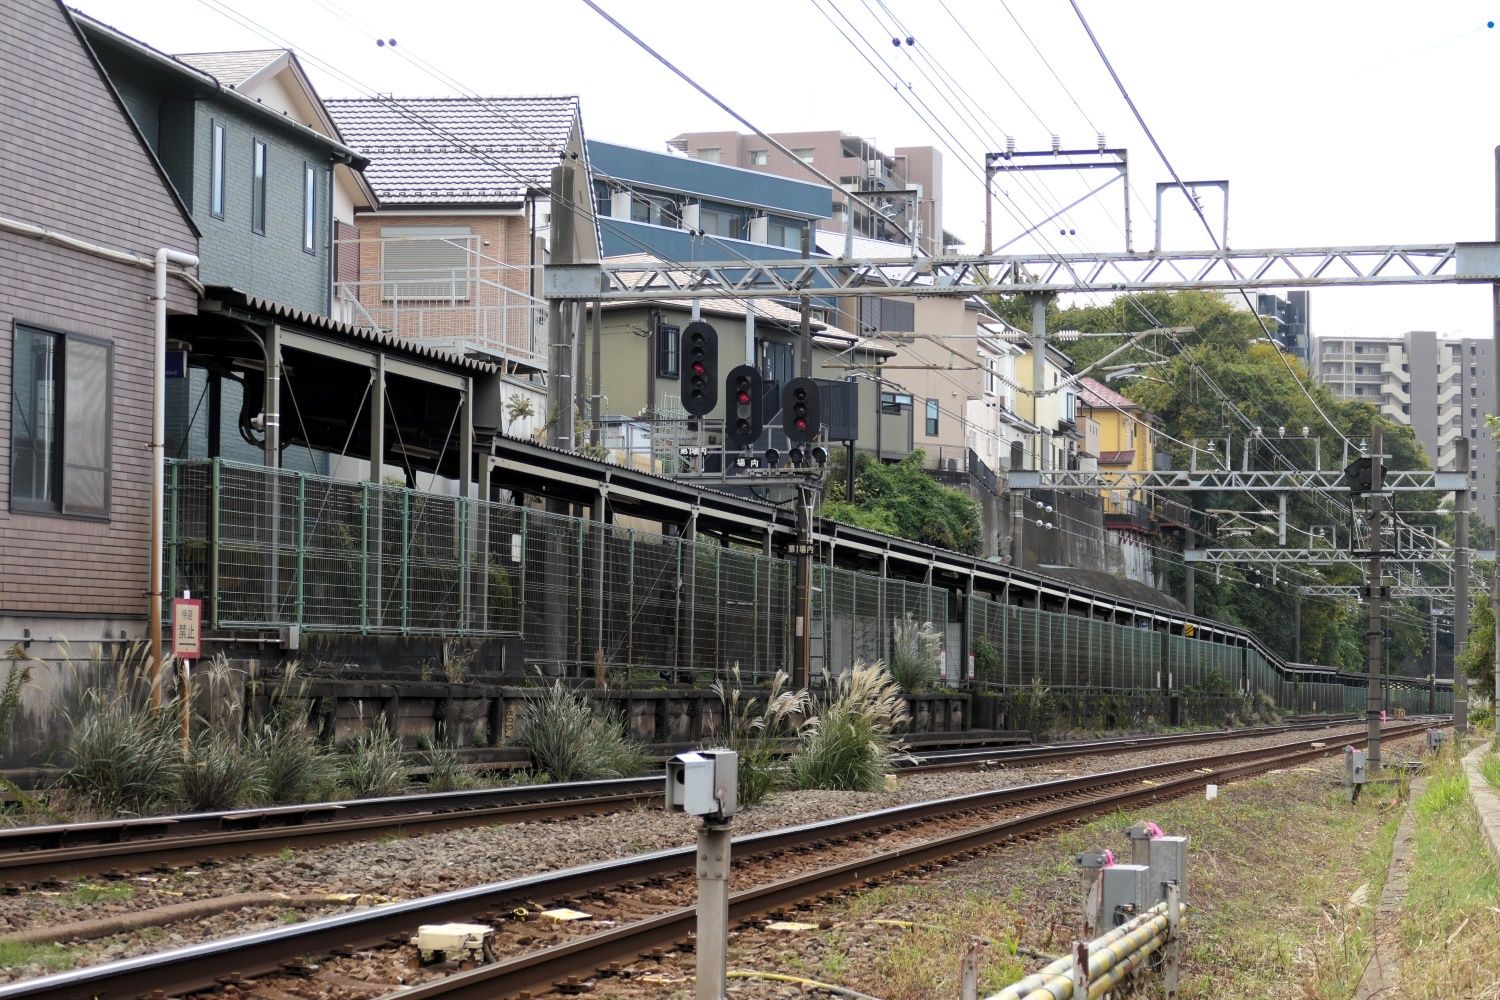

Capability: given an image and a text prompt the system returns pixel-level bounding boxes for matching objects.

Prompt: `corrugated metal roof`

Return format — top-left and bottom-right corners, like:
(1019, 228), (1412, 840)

(325, 96), (578, 206)
(175, 49), (284, 87)
(205, 286), (497, 375)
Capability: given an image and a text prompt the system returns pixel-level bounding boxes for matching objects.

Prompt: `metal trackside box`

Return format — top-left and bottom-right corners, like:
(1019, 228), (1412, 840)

(666, 749), (738, 820)
(1148, 835), (1189, 906)
(1098, 864), (1151, 928)
(1345, 747), (1367, 786)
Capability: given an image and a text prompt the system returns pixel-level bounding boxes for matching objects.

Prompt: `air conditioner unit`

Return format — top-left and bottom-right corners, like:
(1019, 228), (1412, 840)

(748, 216), (769, 244)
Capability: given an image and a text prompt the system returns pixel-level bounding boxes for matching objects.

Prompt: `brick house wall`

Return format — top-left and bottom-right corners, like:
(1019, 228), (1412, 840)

(0, 0), (198, 621)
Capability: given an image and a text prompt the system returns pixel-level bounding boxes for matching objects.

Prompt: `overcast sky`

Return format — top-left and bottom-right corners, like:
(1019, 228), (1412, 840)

(76, 0), (1500, 341)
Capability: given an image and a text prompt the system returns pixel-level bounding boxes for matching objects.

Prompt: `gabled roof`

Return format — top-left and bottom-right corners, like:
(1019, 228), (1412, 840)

(74, 12), (366, 165)
(326, 96), (579, 207)
(1077, 376), (1139, 412)
(176, 48), (284, 88)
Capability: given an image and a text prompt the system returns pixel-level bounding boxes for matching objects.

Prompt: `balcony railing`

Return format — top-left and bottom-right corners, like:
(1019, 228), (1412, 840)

(334, 235), (548, 371)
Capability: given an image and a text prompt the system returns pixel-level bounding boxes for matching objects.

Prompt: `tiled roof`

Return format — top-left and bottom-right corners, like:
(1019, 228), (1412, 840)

(1077, 376), (1139, 411)
(325, 96), (578, 206)
(175, 49), (284, 87)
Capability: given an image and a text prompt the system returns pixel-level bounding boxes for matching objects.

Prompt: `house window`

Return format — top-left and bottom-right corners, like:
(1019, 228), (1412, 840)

(210, 121), (226, 219)
(697, 208), (739, 239)
(251, 139), (267, 235)
(302, 163), (316, 254)
(696, 147), (722, 163)
(765, 220), (802, 249)
(656, 323), (680, 379)
(792, 147), (815, 163)
(881, 391), (912, 414)
(10, 325), (111, 517)
(380, 225), (473, 300)
(750, 150), (769, 165)
(925, 399), (939, 436)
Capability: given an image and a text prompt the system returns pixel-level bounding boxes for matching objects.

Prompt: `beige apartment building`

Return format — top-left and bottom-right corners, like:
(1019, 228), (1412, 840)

(1315, 331), (1494, 515)
(668, 130), (950, 255)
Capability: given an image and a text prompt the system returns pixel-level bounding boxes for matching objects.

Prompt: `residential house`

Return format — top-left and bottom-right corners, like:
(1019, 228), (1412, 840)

(326, 95), (593, 439)
(1, 0), (198, 714)
(586, 264), (903, 473)
(76, 16), (387, 477)
(1013, 343), (1080, 472)
(588, 138), (829, 262)
(669, 130), (953, 255)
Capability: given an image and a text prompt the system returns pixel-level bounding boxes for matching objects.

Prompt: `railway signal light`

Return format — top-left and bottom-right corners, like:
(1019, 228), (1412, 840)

(681, 321), (718, 418)
(783, 377), (819, 446)
(1343, 456), (1383, 495)
(724, 365), (763, 450)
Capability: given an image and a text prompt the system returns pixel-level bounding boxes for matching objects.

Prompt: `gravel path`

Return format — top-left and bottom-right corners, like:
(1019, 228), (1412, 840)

(0, 721), (1381, 981)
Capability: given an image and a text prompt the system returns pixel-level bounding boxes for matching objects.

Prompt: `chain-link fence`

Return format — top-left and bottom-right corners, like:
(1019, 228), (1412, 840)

(166, 460), (791, 684)
(968, 596), (1157, 694)
(165, 459), (1449, 710)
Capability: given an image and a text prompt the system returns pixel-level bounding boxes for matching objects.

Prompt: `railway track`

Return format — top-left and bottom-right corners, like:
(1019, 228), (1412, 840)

(0, 718), (1367, 885)
(0, 719), (1362, 885)
(0, 720), (1434, 1000)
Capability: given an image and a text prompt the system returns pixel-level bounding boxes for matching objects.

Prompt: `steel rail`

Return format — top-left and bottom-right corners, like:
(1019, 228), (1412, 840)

(0, 722), (1433, 1000)
(0, 721), (1355, 883)
(382, 721), (1433, 1000)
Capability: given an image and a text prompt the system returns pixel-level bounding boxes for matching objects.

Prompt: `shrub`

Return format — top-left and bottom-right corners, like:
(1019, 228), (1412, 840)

(518, 681), (649, 782)
(790, 663), (909, 792)
(1013, 678), (1061, 739)
(1471, 703), (1495, 733)
(249, 703), (341, 804)
(179, 735), (266, 811)
(888, 616), (943, 694)
(339, 715), (408, 798)
(712, 666), (807, 806)
(58, 686), (183, 817)
(419, 732), (480, 792)
(972, 638), (1001, 685)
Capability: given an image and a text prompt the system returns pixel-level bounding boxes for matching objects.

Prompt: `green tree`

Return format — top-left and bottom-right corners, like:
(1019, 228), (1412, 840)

(1459, 587), (1495, 703)
(1019, 289), (1444, 670)
(821, 451), (982, 554)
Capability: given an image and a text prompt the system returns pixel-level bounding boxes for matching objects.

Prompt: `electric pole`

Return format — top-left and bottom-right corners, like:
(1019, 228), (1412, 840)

(1492, 143), (1500, 744)
(1365, 419), (1385, 768)
(1455, 448), (1470, 734)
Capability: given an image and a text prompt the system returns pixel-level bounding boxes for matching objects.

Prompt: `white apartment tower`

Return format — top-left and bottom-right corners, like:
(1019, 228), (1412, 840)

(1315, 331), (1495, 519)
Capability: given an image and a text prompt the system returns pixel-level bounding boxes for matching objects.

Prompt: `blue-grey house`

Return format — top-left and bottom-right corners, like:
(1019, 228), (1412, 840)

(587, 140), (832, 262)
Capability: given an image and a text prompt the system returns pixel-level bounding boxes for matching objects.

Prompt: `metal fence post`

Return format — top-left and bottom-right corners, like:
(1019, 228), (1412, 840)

(209, 458), (220, 628)
(167, 460), (180, 616)
(296, 473), (306, 630)
(458, 496), (470, 635)
(518, 507), (529, 635)
(627, 532), (636, 668)
(359, 482), (369, 633)
(401, 490), (410, 635)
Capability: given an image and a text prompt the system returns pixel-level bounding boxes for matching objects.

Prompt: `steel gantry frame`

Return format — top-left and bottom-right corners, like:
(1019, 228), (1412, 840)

(544, 242), (1500, 301)
(1301, 584), (1456, 600)
(1184, 547), (1490, 567)
(1008, 469), (1468, 492)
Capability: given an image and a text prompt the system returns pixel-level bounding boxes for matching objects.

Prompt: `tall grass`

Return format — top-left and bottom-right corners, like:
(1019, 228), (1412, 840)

(712, 666), (807, 806)
(517, 681), (648, 782)
(790, 663), (910, 792)
(59, 685), (184, 817)
(419, 731), (480, 792)
(887, 616), (942, 694)
(339, 715), (408, 798)
(248, 688), (341, 805)
(180, 735), (267, 811)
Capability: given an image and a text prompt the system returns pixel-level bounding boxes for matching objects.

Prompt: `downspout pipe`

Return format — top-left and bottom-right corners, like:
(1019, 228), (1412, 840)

(151, 248), (202, 709)
(0, 215), (198, 711)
